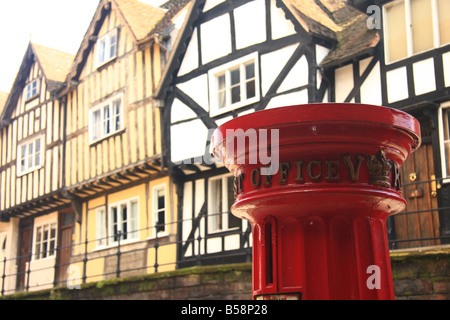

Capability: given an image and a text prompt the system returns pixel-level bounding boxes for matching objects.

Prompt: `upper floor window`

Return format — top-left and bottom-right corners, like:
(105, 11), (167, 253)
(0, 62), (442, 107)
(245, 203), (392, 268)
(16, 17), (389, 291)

(89, 94), (123, 143)
(33, 222), (57, 260)
(208, 53), (259, 116)
(26, 79), (39, 100)
(208, 174), (240, 233)
(17, 135), (44, 176)
(384, 0), (450, 63)
(96, 28), (118, 67)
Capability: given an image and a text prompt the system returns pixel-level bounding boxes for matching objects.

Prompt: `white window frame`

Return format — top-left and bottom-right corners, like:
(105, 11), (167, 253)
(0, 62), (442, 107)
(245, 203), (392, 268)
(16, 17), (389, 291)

(25, 79), (39, 100)
(438, 101), (450, 184)
(89, 93), (124, 143)
(32, 221), (57, 261)
(96, 28), (118, 67)
(383, 0), (450, 64)
(207, 174), (240, 233)
(151, 184), (168, 238)
(208, 52), (259, 117)
(108, 197), (140, 245)
(96, 206), (107, 248)
(17, 135), (44, 176)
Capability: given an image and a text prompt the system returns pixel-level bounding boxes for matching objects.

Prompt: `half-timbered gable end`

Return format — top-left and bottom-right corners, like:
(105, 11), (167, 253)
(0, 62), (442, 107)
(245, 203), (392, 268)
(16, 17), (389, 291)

(0, 43), (74, 219)
(0, 42), (74, 292)
(335, 0), (450, 248)
(155, 0), (374, 267)
(57, 0), (191, 284)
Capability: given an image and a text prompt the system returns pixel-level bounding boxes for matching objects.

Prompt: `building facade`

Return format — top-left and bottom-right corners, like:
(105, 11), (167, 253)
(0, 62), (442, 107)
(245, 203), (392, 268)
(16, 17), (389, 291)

(0, 0), (449, 296)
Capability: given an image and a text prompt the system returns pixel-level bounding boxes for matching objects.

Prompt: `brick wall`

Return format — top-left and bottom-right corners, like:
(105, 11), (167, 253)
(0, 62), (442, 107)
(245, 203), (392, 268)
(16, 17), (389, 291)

(1, 248), (448, 300)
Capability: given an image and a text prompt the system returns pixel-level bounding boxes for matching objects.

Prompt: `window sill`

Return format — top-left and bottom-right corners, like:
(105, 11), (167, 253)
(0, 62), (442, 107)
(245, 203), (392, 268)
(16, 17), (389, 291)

(95, 56), (117, 71)
(92, 237), (141, 252)
(17, 164), (44, 177)
(210, 97), (259, 117)
(146, 232), (169, 241)
(89, 128), (125, 147)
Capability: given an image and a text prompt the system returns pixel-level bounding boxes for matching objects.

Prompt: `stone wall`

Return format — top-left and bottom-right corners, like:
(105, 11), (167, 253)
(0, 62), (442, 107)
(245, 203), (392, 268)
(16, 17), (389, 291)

(1, 248), (448, 300)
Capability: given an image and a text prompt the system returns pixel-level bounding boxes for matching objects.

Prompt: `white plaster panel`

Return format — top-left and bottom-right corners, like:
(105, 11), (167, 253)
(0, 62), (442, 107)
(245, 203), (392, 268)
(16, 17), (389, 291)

(200, 14), (232, 64)
(266, 89), (308, 109)
(261, 43), (298, 96)
(170, 98), (197, 124)
(386, 67), (409, 103)
(203, 0), (225, 12)
(444, 51), (450, 87)
(360, 59), (382, 106)
(176, 74), (209, 112)
(271, 0), (296, 40)
(413, 58), (436, 96)
(224, 234), (240, 251)
(315, 45), (330, 66)
(335, 63), (353, 103)
(171, 119), (209, 163)
(277, 55), (309, 93)
(207, 237), (222, 254)
(177, 28), (199, 77)
(234, 0), (266, 49)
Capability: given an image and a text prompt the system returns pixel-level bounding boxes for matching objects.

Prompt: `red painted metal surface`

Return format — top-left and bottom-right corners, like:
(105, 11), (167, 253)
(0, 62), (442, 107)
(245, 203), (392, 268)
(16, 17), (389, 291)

(212, 103), (421, 300)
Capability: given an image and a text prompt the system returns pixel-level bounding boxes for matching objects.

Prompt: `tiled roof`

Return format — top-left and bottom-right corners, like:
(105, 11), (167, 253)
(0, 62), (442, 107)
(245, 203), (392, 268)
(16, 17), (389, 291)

(115, 0), (166, 40)
(32, 43), (75, 90)
(284, 0), (379, 67)
(318, 1), (379, 67)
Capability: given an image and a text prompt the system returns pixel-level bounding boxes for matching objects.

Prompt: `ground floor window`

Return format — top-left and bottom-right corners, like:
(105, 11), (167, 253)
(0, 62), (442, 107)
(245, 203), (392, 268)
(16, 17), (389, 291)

(33, 222), (57, 260)
(208, 174), (240, 232)
(96, 197), (139, 247)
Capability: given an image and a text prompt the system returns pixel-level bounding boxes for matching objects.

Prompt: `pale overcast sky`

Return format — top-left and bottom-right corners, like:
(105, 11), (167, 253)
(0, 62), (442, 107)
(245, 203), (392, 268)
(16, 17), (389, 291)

(0, 0), (100, 93)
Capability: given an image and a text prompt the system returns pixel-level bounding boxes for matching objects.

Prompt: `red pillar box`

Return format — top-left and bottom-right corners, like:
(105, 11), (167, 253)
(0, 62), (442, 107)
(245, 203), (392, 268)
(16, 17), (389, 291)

(211, 103), (421, 300)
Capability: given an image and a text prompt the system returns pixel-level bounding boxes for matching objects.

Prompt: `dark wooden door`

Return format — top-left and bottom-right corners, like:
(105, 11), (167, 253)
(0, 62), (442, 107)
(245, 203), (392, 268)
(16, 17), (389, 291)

(17, 225), (32, 290)
(56, 211), (73, 286)
(390, 143), (440, 249)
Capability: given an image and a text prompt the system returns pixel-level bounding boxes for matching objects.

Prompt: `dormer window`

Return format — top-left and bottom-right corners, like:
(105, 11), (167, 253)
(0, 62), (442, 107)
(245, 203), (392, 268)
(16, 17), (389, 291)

(26, 79), (39, 100)
(384, 0), (450, 63)
(96, 28), (118, 67)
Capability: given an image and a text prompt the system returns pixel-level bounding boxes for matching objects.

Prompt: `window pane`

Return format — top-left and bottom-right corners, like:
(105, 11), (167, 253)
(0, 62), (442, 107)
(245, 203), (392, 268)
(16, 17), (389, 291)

(210, 179), (223, 231)
(438, 0), (450, 45)
(92, 110), (100, 140)
(245, 63), (255, 80)
(122, 204), (128, 240)
(103, 105), (111, 135)
(411, 0), (434, 53)
(34, 139), (41, 167)
(112, 207), (118, 241)
(130, 201), (138, 238)
(35, 227), (42, 259)
(386, 2), (408, 61)
(110, 34), (117, 59)
(230, 68), (240, 85)
(445, 142), (450, 177)
(113, 100), (121, 131)
(231, 86), (241, 104)
(218, 74), (225, 90)
(246, 80), (255, 99)
(97, 208), (106, 246)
